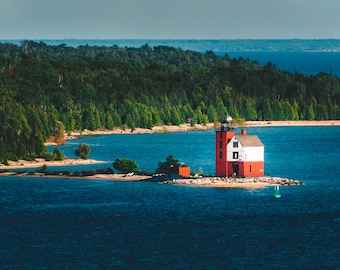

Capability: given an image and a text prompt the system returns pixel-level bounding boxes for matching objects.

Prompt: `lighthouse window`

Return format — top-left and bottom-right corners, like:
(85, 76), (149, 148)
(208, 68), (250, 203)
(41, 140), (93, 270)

(219, 152), (223, 159)
(219, 132), (222, 138)
(233, 142), (238, 148)
(233, 152), (239, 159)
(249, 165), (252, 172)
(219, 141), (223, 148)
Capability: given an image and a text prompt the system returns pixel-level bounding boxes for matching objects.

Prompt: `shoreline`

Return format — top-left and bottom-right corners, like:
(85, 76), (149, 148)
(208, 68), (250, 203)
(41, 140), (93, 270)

(42, 120), (340, 145)
(63, 123), (216, 140)
(64, 120), (340, 140)
(1, 172), (303, 188)
(245, 120), (340, 127)
(159, 176), (303, 188)
(9, 173), (151, 182)
(0, 158), (106, 170)
(3, 120), (339, 170)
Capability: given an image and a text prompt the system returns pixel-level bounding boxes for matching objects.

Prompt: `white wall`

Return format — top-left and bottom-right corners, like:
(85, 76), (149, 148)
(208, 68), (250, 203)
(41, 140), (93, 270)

(227, 137), (264, 162)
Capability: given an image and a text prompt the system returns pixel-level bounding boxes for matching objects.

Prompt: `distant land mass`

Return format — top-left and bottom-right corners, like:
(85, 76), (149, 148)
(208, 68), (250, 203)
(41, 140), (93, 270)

(2, 39), (340, 52)
(0, 40), (340, 162)
(3, 39), (340, 76)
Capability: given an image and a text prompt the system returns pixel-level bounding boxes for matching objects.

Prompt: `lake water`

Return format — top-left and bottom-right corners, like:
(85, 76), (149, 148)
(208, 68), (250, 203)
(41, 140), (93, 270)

(226, 51), (340, 76)
(1, 126), (339, 269)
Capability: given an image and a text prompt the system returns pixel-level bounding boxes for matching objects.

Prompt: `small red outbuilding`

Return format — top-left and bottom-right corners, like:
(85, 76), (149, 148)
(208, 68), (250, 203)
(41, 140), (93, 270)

(177, 163), (190, 178)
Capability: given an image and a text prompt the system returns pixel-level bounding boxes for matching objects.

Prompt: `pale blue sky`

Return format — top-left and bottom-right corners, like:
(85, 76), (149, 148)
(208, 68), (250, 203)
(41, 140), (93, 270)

(1, 0), (339, 39)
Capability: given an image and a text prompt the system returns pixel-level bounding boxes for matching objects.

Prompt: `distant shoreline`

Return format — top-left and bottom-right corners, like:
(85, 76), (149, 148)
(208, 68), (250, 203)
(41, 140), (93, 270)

(245, 120), (340, 127)
(59, 120), (340, 141)
(3, 120), (339, 170)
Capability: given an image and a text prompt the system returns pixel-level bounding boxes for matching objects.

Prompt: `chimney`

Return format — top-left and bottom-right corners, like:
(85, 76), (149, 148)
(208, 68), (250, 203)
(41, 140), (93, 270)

(241, 129), (247, 135)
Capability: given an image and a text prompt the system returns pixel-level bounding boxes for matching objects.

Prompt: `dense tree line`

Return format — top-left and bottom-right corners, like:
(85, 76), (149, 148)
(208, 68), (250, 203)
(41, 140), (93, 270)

(1, 41), (340, 161)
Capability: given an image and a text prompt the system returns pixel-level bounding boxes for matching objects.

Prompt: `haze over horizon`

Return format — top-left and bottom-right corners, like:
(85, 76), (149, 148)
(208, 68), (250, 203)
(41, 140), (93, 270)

(1, 0), (340, 40)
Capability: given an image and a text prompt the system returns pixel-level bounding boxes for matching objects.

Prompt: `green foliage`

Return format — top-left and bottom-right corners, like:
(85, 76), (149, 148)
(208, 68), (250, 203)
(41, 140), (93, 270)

(44, 170), (61, 176)
(230, 118), (246, 127)
(1, 41), (340, 159)
(113, 158), (138, 173)
(41, 152), (54, 161)
(24, 154), (36, 162)
(1, 160), (9, 166)
(136, 169), (153, 176)
(207, 105), (219, 123)
(80, 170), (96, 176)
(74, 144), (91, 159)
(191, 167), (204, 176)
(53, 146), (65, 161)
(156, 154), (180, 176)
(61, 170), (72, 176)
(106, 113), (115, 130)
(36, 164), (49, 173)
(96, 167), (114, 174)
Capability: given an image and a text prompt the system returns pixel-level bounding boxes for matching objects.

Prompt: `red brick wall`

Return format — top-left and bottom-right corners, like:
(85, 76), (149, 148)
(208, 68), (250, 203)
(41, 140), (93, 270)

(215, 130), (235, 176)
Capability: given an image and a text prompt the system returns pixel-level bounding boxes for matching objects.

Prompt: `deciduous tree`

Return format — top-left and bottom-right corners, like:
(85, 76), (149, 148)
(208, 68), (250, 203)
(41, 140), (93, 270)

(74, 144), (91, 159)
(113, 158), (138, 173)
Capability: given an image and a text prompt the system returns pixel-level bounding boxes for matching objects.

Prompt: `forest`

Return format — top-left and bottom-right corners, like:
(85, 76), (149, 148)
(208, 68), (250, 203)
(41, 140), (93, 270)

(0, 40), (340, 161)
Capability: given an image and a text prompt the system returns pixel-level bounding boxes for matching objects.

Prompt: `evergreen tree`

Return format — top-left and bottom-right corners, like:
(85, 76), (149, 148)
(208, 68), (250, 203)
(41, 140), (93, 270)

(156, 154), (180, 175)
(171, 106), (182, 126)
(207, 104), (219, 123)
(106, 113), (115, 130)
(1, 41), (340, 159)
(53, 145), (65, 161)
(216, 97), (228, 121)
(125, 114), (136, 130)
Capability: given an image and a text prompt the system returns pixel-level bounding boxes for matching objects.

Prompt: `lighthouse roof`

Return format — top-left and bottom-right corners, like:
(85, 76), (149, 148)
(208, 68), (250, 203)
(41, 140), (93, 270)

(178, 162), (190, 167)
(234, 135), (264, 147)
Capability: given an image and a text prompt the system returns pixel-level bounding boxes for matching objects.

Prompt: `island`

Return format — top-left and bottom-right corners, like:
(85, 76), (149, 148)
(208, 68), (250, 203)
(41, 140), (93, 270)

(159, 176), (303, 188)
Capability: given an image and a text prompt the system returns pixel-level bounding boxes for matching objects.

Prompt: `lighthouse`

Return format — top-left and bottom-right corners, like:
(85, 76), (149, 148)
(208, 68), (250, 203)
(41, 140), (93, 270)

(215, 118), (265, 177)
(215, 119), (235, 177)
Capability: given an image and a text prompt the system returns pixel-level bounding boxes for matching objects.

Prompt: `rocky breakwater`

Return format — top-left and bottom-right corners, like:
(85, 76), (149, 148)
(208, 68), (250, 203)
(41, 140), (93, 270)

(159, 176), (303, 187)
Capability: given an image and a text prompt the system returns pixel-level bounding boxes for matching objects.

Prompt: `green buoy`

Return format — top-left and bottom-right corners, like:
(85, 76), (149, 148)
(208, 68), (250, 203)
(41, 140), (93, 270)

(273, 186), (281, 198)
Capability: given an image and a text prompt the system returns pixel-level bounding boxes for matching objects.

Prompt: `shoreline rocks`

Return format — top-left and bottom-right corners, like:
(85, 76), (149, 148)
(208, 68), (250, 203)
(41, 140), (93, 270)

(159, 176), (303, 186)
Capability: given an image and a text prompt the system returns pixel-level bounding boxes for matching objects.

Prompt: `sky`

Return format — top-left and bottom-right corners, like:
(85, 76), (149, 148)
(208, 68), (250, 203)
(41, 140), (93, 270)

(1, 0), (340, 40)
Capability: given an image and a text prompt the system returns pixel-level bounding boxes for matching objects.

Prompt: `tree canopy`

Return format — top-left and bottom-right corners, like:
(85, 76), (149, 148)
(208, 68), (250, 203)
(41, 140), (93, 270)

(1, 41), (340, 161)
(113, 158), (138, 173)
(156, 154), (180, 175)
(74, 144), (91, 160)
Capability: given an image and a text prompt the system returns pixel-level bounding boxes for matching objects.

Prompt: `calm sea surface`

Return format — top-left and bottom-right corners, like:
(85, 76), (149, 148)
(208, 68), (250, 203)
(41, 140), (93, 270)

(1, 127), (339, 269)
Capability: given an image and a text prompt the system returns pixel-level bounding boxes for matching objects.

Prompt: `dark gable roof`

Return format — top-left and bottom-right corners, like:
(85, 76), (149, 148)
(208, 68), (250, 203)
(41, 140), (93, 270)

(178, 163), (190, 167)
(235, 135), (264, 147)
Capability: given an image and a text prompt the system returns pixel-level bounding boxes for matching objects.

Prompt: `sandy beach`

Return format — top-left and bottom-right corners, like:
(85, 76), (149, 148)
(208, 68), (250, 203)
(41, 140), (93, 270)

(64, 120), (340, 140)
(63, 123), (216, 140)
(86, 173), (152, 181)
(1, 158), (106, 170)
(245, 120), (340, 127)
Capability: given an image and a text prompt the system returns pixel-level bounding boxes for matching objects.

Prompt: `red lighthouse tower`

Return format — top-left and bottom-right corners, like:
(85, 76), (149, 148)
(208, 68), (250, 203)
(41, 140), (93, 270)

(215, 119), (234, 177)
(215, 118), (265, 177)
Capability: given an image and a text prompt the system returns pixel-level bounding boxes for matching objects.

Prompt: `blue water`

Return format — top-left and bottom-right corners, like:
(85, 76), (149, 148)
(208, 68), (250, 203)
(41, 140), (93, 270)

(1, 127), (340, 269)
(226, 51), (340, 76)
